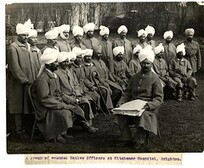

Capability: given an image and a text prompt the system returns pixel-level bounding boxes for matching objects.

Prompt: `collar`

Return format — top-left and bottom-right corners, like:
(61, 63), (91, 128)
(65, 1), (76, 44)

(45, 68), (57, 78)
(15, 39), (27, 48)
(83, 62), (93, 66)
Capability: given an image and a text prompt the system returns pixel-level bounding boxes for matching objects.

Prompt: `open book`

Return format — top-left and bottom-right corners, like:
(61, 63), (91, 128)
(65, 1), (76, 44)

(112, 99), (147, 117)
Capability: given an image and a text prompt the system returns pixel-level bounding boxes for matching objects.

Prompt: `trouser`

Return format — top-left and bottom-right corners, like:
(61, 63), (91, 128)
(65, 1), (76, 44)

(14, 113), (23, 133)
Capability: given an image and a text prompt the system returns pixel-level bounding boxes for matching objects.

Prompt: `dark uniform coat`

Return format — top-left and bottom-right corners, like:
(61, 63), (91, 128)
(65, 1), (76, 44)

(56, 38), (71, 52)
(128, 58), (141, 76)
(184, 40), (202, 73)
(114, 71), (163, 140)
(113, 38), (133, 64)
(31, 69), (85, 140)
(7, 39), (36, 114)
(55, 67), (94, 120)
(163, 42), (176, 67)
(82, 36), (100, 49)
(99, 38), (114, 71)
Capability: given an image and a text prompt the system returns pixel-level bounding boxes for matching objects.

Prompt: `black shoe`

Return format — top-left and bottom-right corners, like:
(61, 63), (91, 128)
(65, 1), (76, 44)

(116, 140), (134, 147)
(86, 126), (98, 134)
(56, 135), (67, 144)
(61, 134), (74, 140)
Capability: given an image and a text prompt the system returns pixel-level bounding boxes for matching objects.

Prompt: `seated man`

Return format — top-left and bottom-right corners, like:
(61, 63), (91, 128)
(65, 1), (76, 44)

(72, 47), (101, 113)
(112, 46), (131, 91)
(31, 49), (97, 143)
(92, 45), (122, 107)
(82, 49), (113, 111)
(153, 44), (177, 99)
(55, 52), (97, 126)
(114, 48), (163, 148)
(169, 43), (197, 101)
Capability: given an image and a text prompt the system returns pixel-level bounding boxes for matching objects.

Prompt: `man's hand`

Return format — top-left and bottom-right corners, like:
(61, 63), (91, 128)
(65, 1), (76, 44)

(142, 103), (150, 111)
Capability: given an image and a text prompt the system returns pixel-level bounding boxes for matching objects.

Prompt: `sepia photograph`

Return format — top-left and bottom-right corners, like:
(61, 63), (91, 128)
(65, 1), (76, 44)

(5, 1), (204, 162)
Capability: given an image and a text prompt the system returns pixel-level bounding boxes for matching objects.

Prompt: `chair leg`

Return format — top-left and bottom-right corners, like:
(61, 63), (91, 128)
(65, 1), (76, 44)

(30, 119), (36, 141)
(145, 131), (149, 145)
(157, 124), (161, 139)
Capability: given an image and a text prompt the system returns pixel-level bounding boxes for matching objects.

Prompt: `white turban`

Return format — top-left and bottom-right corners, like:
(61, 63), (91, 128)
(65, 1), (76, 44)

(176, 43), (186, 55)
(28, 29), (37, 38)
(138, 48), (155, 63)
(58, 24), (70, 39)
(83, 23), (95, 33)
(163, 30), (173, 39)
(84, 49), (93, 57)
(138, 29), (147, 37)
(117, 25), (128, 34)
(133, 45), (142, 54)
(40, 48), (59, 64)
(113, 46), (125, 56)
(99, 25), (110, 36)
(72, 26), (84, 37)
(45, 29), (59, 39)
(145, 25), (155, 36)
(16, 23), (30, 35)
(57, 52), (69, 63)
(68, 52), (77, 61)
(185, 28), (195, 36)
(154, 43), (164, 55)
(144, 45), (153, 50)
(24, 19), (34, 29)
(72, 47), (87, 57)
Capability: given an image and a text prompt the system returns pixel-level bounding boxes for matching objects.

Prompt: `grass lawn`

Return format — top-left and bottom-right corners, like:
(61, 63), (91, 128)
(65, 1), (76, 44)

(7, 71), (204, 154)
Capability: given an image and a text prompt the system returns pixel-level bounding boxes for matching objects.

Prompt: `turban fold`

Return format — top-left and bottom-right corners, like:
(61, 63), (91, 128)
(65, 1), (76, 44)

(40, 48), (59, 64)
(72, 47), (87, 57)
(185, 28), (195, 36)
(154, 43), (164, 55)
(67, 52), (77, 61)
(133, 45), (142, 54)
(58, 24), (70, 39)
(138, 29), (147, 37)
(83, 23), (95, 33)
(72, 26), (84, 37)
(16, 23), (30, 35)
(138, 48), (155, 63)
(117, 25), (128, 34)
(99, 25), (110, 36)
(28, 29), (37, 38)
(145, 25), (155, 36)
(84, 49), (93, 57)
(163, 30), (173, 39)
(24, 19), (34, 29)
(113, 46), (124, 56)
(176, 43), (186, 55)
(57, 52), (69, 63)
(45, 29), (59, 39)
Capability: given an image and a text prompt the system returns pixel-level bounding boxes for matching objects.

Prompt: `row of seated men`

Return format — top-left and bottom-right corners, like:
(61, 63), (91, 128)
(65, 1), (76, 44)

(7, 20), (200, 146)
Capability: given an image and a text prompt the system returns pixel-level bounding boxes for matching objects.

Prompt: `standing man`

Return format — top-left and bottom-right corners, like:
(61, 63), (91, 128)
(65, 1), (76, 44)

(56, 24), (71, 52)
(114, 48), (163, 148)
(27, 28), (42, 78)
(113, 25), (133, 64)
(184, 28), (202, 77)
(71, 25), (86, 50)
(169, 43), (197, 101)
(112, 46), (131, 91)
(163, 30), (176, 67)
(99, 25), (114, 71)
(41, 29), (59, 53)
(136, 29), (148, 49)
(7, 23), (34, 137)
(145, 25), (156, 49)
(129, 45), (142, 76)
(82, 23), (100, 49)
